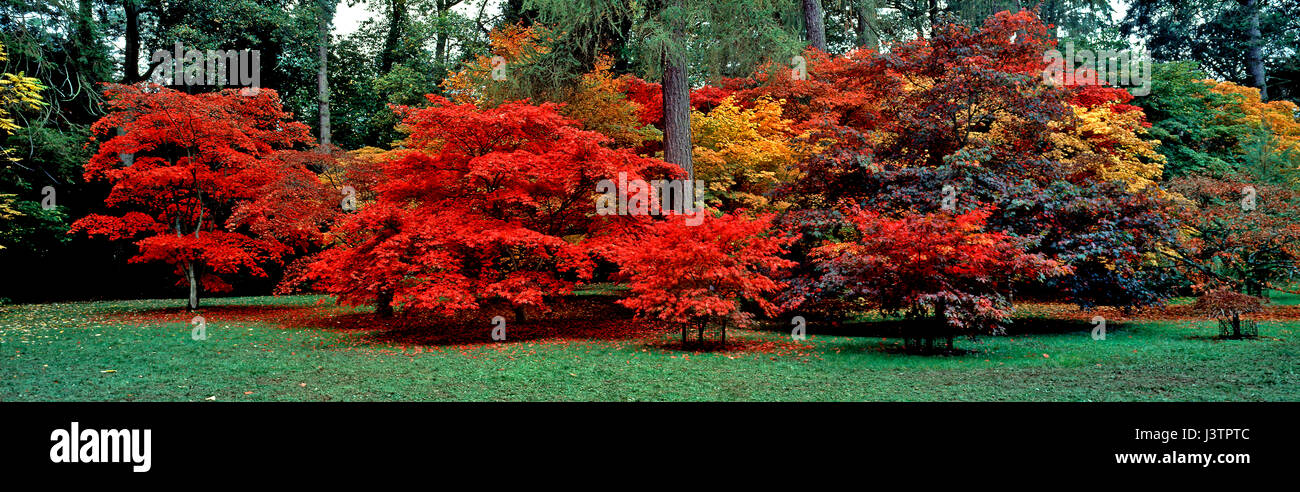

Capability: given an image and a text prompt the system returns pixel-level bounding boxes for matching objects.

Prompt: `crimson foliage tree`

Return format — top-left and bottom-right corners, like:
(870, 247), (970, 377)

(810, 207), (1069, 351)
(70, 85), (322, 310)
(305, 96), (671, 319)
(613, 211), (797, 345)
(739, 11), (1175, 311)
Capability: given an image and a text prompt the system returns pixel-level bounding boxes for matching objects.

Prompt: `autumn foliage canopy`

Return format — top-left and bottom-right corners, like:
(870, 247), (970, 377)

(71, 86), (325, 306)
(304, 96), (670, 317)
(67, 9), (1300, 346)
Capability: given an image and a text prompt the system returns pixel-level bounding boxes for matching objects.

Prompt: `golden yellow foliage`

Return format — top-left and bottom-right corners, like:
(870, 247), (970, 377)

(0, 193), (21, 250)
(0, 193), (20, 219)
(0, 41), (47, 163)
(1207, 80), (1300, 155)
(691, 96), (809, 211)
(1047, 102), (1165, 191)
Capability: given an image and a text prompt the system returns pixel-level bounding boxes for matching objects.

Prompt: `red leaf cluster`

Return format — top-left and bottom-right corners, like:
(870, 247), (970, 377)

(305, 96), (671, 315)
(613, 212), (797, 326)
(70, 85), (325, 295)
(811, 208), (1070, 334)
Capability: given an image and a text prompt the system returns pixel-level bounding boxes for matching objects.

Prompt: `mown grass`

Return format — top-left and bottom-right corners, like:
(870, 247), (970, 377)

(1, 294), (1296, 401)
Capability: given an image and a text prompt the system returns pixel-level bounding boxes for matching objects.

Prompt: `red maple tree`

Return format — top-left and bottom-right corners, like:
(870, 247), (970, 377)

(70, 85), (323, 310)
(809, 207), (1069, 349)
(613, 211), (798, 345)
(305, 96), (672, 319)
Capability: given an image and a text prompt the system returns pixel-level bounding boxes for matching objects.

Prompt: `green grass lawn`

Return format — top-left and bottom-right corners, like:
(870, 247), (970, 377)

(1, 294), (1296, 401)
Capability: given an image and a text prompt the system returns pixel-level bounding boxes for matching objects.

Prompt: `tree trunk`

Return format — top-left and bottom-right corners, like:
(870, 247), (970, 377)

(435, 29), (448, 83)
(1232, 311), (1242, 338)
(433, 0), (458, 84)
(1244, 276), (1263, 297)
(856, 0), (879, 51)
(123, 0), (140, 82)
(927, 0), (939, 37)
(513, 305), (527, 323)
(1245, 0), (1268, 100)
(930, 299), (950, 353)
(381, 0), (407, 73)
(802, 0), (827, 52)
(661, 0), (693, 184)
(317, 1), (333, 148)
(376, 289), (394, 318)
(185, 261), (199, 311)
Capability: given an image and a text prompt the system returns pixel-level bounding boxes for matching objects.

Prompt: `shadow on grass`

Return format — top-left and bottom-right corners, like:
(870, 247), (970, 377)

(101, 296), (1128, 351)
(360, 318), (656, 346)
(187, 295), (665, 346)
(96, 299), (660, 354)
(805, 336), (981, 357)
(874, 344), (975, 356)
(748, 317), (1104, 338)
(1005, 317), (1109, 335)
(99, 295), (661, 346)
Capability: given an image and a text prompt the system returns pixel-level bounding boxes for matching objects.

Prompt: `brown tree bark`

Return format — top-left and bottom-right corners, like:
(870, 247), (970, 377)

(802, 0), (827, 52)
(317, 1), (332, 148)
(1245, 0), (1268, 100)
(381, 0), (407, 73)
(661, 0), (693, 184)
(123, 0), (141, 82)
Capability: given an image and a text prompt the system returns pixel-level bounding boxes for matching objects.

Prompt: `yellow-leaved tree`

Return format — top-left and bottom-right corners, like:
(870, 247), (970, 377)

(691, 96), (809, 211)
(1046, 88), (1164, 191)
(0, 40), (47, 250)
(0, 42), (45, 140)
(1205, 81), (1300, 187)
(1207, 81), (1300, 153)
